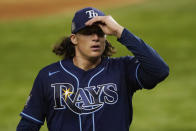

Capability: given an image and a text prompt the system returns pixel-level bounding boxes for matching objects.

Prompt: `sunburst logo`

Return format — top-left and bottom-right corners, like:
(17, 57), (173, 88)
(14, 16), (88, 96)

(62, 88), (73, 101)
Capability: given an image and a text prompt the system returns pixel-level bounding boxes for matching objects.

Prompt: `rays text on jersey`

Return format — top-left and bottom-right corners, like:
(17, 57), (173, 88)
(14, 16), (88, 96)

(51, 83), (118, 114)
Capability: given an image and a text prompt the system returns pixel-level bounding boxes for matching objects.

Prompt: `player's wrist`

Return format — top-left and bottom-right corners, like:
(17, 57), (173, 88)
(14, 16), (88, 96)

(115, 25), (124, 39)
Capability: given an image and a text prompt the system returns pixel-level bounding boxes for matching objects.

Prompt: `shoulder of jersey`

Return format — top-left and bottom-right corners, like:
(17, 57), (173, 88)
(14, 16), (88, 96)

(38, 61), (61, 77)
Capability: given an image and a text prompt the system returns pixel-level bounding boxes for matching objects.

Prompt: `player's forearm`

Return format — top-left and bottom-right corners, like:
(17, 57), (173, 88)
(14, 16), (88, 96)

(118, 28), (169, 87)
(17, 117), (41, 131)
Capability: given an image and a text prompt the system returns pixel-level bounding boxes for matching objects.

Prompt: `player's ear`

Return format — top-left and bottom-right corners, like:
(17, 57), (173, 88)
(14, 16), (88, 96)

(70, 34), (78, 45)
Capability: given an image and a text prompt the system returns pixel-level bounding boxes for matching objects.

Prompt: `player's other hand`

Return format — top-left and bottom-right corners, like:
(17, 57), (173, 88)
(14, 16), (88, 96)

(85, 16), (124, 38)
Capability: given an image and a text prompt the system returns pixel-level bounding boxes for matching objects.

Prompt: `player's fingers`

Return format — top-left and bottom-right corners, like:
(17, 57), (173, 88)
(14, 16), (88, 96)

(98, 24), (104, 31)
(85, 16), (105, 26)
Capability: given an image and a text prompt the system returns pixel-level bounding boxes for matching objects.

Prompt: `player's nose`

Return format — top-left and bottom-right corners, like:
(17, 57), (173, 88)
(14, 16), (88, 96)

(92, 33), (99, 42)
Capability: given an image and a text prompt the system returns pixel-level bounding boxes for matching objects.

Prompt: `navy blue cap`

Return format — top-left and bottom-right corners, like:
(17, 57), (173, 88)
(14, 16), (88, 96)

(71, 7), (105, 34)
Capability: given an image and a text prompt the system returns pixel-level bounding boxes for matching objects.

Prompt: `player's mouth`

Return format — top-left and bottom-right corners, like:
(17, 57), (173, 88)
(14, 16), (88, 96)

(91, 45), (101, 51)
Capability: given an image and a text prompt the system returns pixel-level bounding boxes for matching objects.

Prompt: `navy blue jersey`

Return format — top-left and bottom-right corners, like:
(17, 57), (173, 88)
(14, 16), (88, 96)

(19, 28), (169, 131)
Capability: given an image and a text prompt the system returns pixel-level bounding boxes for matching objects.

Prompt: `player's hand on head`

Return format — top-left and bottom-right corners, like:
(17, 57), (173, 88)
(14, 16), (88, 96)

(85, 16), (124, 38)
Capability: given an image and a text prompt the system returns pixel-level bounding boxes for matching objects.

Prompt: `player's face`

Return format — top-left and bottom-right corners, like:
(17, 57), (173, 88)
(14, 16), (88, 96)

(71, 25), (106, 60)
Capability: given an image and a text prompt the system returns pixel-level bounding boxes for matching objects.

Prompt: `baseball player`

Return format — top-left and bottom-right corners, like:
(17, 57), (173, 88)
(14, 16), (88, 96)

(17, 7), (169, 131)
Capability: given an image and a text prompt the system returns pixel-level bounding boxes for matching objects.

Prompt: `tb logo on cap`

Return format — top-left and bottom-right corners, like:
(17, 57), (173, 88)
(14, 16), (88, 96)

(86, 10), (98, 18)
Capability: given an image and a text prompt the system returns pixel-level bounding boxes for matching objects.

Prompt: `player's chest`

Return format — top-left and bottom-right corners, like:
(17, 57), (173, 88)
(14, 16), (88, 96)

(45, 69), (126, 115)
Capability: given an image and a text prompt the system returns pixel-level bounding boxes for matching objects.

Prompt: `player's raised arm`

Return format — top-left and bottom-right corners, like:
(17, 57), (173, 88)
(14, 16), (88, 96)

(117, 28), (169, 90)
(86, 16), (169, 90)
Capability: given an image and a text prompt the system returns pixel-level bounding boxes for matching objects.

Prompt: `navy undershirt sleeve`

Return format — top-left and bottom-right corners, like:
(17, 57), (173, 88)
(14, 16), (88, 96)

(118, 28), (169, 91)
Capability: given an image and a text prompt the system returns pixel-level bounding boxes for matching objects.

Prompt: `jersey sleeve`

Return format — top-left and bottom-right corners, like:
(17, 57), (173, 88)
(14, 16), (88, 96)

(20, 71), (46, 125)
(17, 117), (41, 131)
(118, 28), (169, 92)
(121, 56), (142, 92)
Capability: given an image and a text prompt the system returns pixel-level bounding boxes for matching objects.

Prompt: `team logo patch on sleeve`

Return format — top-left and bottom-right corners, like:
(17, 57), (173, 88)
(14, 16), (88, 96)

(24, 94), (32, 108)
(51, 83), (118, 114)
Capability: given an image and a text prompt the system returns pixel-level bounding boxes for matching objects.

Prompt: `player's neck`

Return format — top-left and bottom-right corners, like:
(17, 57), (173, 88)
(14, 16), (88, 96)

(73, 56), (101, 71)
